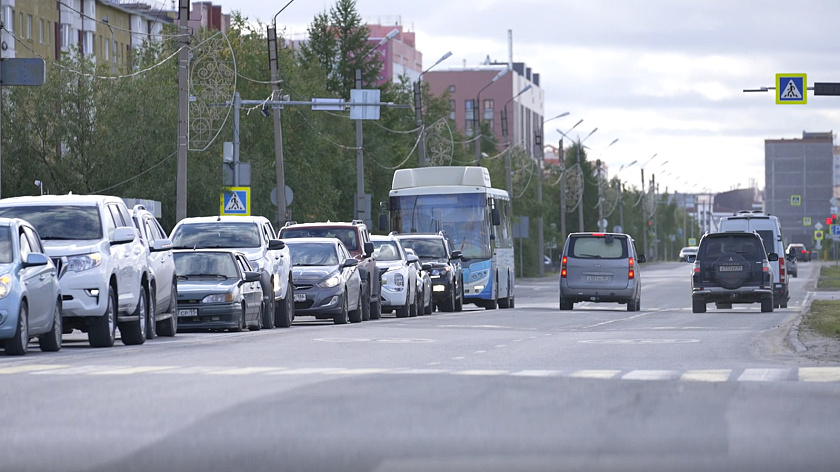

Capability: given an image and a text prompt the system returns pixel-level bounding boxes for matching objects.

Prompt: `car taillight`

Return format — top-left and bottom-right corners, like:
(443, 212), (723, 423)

(628, 257), (635, 280)
(560, 256), (567, 278)
(778, 257), (785, 282)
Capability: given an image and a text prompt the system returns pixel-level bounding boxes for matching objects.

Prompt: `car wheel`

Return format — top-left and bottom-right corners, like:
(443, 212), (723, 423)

(455, 281), (464, 312)
(559, 297), (573, 311)
(232, 304), (246, 332)
(409, 290), (418, 318)
(251, 302), (263, 331)
(157, 281), (178, 337)
(39, 298), (62, 352)
(334, 293), (349, 324)
(441, 285), (456, 312)
(89, 286), (117, 348)
(370, 298), (382, 320)
(146, 287), (157, 340)
(361, 285), (371, 321)
(396, 295), (410, 318)
(761, 296), (774, 313)
(626, 296), (637, 312)
(424, 290), (433, 315)
(261, 293), (275, 329)
(5, 302), (29, 356)
(349, 291), (363, 323)
(120, 287), (147, 346)
(692, 298), (706, 313)
(275, 279), (293, 328)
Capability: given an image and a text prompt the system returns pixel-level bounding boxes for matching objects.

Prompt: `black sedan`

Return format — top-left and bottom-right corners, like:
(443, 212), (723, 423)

(173, 249), (263, 332)
(284, 238), (363, 324)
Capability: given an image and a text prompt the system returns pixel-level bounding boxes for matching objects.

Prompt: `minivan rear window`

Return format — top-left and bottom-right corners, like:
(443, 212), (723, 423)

(755, 230), (774, 255)
(568, 235), (628, 259)
(698, 235), (763, 259)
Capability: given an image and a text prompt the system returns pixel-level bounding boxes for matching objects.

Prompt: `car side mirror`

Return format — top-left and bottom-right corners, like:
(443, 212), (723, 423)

(111, 226), (137, 245)
(268, 239), (286, 250)
(23, 252), (50, 268)
(637, 254), (646, 263)
(242, 271), (261, 283)
(450, 250), (462, 260)
(767, 253), (779, 261)
(406, 253), (419, 263)
(364, 241), (374, 258)
(491, 208), (501, 226)
(421, 263), (432, 271)
(151, 238), (173, 252)
(342, 258), (359, 268)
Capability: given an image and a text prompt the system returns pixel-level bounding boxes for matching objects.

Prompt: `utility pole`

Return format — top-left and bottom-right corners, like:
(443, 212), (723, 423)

(176, 0), (190, 221)
(267, 24), (288, 226)
(355, 68), (365, 222)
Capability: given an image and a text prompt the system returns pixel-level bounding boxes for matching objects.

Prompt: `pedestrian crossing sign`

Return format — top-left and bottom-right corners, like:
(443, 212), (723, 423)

(220, 187), (250, 216)
(776, 73), (807, 104)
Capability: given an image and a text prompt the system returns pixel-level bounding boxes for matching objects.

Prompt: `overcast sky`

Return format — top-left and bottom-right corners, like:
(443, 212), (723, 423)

(227, 0), (840, 195)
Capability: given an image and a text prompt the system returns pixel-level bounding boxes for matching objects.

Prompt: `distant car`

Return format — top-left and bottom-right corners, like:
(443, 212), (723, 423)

(394, 233), (465, 312)
(786, 243), (810, 262)
(0, 218), (62, 355)
(173, 249), (263, 332)
(786, 249), (798, 278)
(372, 234), (419, 318)
(284, 238), (363, 324)
(406, 248), (433, 315)
(691, 231), (776, 313)
(559, 232), (646, 311)
(679, 246), (699, 262)
(130, 205), (177, 338)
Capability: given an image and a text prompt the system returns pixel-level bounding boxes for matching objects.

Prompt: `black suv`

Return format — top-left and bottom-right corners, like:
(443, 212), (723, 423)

(279, 220), (381, 320)
(691, 231), (778, 313)
(394, 233), (464, 312)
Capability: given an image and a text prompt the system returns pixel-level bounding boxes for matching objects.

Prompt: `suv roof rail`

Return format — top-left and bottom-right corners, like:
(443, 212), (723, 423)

(133, 204), (147, 212)
(388, 231), (399, 236)
(284, 221), (298, 226)
(351, 219), (365, 225)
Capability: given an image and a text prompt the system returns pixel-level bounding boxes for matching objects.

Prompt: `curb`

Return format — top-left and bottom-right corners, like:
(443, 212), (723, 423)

(788, 291), (812, 353)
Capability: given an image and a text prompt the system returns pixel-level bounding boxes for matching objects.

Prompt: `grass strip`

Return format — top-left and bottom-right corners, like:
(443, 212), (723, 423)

(817, 265), (840, 290)
(803, 300), (840, 339)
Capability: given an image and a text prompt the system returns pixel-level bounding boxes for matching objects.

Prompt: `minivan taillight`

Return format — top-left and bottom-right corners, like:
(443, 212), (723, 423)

(560, 256), (568, 278)
(778, 256), (785, 283)
(628, 257), (635, 279)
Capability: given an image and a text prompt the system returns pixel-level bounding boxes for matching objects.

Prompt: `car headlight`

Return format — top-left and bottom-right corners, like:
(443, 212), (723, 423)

(319, 275), (341, 288)
(202, 290), (236, 303)
(0, 274), (10, 299)
(431, 267), (450, 277)
(249, 259), (262, 271)
(66, 253), (102, 272)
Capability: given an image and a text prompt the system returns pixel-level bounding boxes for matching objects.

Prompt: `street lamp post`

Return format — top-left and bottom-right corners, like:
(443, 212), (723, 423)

(355, 28), (399, 223)
(474, 68), (509, 166)
(640, 153), (659, 258)
(588, 138), (618, 232)
(574, 128), (598, 231)
(415, 51), (452, 167)
(101, 17), (115, 74)
(616, 160), (637, 230)
(501, 84), (532, 197)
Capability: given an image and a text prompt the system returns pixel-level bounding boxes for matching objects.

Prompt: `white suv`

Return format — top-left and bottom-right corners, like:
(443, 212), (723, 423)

(169, 216), (294, 328)
(0, 195), (152, 347)
(371, 234), (419, 318)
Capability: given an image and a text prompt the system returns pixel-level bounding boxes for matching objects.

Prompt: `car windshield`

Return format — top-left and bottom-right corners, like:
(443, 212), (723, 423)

(288, 242), (339, 266)
(568, 235), (628, 259)
(281, 227), (359, 252)
(399, 238), (447, 259)
(174, 252), (239, 278)
(0, 227), (12, 263)
(171, 222), (261, 249)
(373, 241), (401, 261)
(0, 205), (102, 240)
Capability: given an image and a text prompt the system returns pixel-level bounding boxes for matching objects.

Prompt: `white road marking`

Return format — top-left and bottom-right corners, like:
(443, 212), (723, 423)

(798, 367), (840, 382)
(738, 368), (791, 382)
(568, 370), (621, 379)
(623, 370), (680, 381)
(681, 369), (732, 382)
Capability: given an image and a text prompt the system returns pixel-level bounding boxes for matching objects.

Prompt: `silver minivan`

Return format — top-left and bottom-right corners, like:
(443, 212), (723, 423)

(558, 232), (645, 311)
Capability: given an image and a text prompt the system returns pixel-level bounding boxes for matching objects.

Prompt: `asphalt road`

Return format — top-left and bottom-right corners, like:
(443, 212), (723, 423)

(1, 261), (838, 472)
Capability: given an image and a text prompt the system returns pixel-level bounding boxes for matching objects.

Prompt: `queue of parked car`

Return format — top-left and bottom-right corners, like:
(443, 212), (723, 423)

(0, 194), (466, 355)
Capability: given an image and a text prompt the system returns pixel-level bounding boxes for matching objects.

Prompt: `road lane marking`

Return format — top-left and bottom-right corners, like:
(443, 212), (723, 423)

(209, 367), (283, 375)
(0, 364), (69, 374)
(798, 367), (840, 382)
(89, 366), (178, 375)
(738, 368), (791, 382)
(568, 370), (621, 379)
(510, 370), (564, 377)
(623, 370), (680, 381)
(454, 370), (508, 376)
(681, 370), (732, 382)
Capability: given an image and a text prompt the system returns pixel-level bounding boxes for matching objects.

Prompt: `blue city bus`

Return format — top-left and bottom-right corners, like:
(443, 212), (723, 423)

(387, 166), (514, 309)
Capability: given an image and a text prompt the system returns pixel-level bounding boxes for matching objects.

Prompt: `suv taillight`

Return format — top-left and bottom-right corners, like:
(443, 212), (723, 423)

(560, 256), (567, 278)
(628, 257), (635, 279)
(778, 256), (785, 283)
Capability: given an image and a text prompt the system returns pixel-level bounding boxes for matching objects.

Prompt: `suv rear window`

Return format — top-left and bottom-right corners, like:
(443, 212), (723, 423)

(0, 205), (102, 240)
(399, 238), (447, 259)
(698, 235), (764, 259)
(281, 227), (359, 252)
(568, 235), (628, 259)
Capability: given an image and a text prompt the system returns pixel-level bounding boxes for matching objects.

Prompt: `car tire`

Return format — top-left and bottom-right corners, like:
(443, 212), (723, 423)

(712, 253), (750, 289)
(455, 282), (464, 312)
(261, 293), (275, 329)
(559, 297), (573, 311)
(334, 293), (349, 324)
(39, 298), (62, 352)
(441, 285), (456, 312)
(5, 302), (29, 356)
(370, 298), (382, 320)
(361, 285), (371, 321)
(424, 291), (433, 315)
(349, 291), (363, 323)
(157, 281), (178, 337)
(89, 286), (117, 348)
(627, 295), (640, 312)
(692, 298), (706, 313)
(275, 280), (293, 328)
(146, 287), (157, 340)
(409, 291), (418, 318)
(761, 296), (774, 313)
(232, 304), (246, 332)
(251, 302), (263, 331)
(396, 295), (410, 318)
(120, 287), (147, 346)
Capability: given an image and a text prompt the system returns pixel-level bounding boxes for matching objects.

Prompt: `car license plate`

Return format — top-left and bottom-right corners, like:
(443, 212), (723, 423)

(586, 275), (610, 282)
(178, 308), (197, 317)
(719, 266), (743, 272)
(294, 293), (306, 302)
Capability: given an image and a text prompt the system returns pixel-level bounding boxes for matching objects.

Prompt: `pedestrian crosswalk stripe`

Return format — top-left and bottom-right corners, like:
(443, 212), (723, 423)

(798, 367), (840, 382)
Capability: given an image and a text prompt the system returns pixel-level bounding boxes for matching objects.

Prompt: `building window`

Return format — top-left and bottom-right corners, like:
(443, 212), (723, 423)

(104, 38), (110, 60)
(39, 18), (45, 43)
(60, 23), (71, 50)
(448, 85), (455, 93)
(449, 99), (456, 121)
(465, 99), (475, 137)
(483, 98), (495, 130)
(26, 14), (32, 40)
(2, 7), (12, 34)
(83, 31), (93, 56)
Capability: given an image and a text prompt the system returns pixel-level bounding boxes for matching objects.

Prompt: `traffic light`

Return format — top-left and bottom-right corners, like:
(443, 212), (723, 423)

(827, 214), (838, 225)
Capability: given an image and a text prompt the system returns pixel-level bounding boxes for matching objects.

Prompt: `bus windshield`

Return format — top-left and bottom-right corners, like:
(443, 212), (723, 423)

(391, 193), (491, 260)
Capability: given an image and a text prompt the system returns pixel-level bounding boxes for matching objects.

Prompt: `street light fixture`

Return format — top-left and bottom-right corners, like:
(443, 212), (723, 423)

(474, 68), (509, 165)
(416, 51), (453, 166)
(355, 28), (400, 223)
